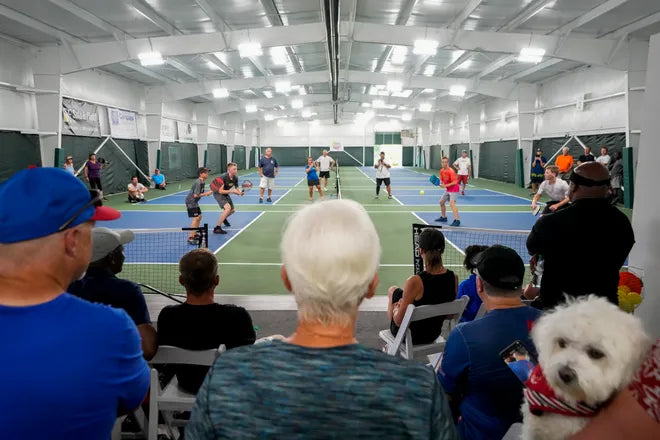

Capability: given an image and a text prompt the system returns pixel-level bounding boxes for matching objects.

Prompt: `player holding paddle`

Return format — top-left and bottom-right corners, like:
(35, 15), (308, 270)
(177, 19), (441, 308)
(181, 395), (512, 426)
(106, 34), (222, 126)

(210, 162), (248, 235)
(305, 157), (324, 201)
(435, 157), (461, 226)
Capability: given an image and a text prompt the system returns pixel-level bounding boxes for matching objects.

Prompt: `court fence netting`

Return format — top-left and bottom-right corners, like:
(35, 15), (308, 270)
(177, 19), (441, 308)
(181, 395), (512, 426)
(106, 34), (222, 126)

(335, 160), (342, 199)
(121, 225), (209, 300)
(412, 224), (533, 285)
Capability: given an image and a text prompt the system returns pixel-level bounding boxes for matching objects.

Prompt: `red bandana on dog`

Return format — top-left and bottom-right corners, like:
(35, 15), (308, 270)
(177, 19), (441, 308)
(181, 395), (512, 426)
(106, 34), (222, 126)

(525, 365), (598, 417)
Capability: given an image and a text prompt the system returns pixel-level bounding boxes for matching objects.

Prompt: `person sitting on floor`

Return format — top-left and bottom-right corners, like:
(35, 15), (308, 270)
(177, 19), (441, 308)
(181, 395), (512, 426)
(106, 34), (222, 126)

(186, 199), (458, 439)
(127, 176), (148, 203)
(457, 244), (489, 322)
(68, 227), (157, 360)
(388, 227), (458, 344)
(151, 168), (166, 190)
(438, 245), (541, 440)
(157, 248), (256, 394)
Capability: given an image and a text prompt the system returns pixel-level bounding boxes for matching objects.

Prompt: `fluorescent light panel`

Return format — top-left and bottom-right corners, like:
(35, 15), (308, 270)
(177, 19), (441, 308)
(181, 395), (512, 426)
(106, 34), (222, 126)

(391, 46), (408, 64)
(264, 114), (275, 121)
(413, 39), (439, 56)
(423, 65), (436, 76)
(291, 99), (303, 109)
(270, 46), (288, 65)
(245, 104), (257, 113)
(302, 109), (312, 118)
(372, 99), (385, 108)
(449, 85), (466, 97)
(419, 103), (432, 112)
(238, 42), (262, 58)
(518, 47), (545, 63)
(138, 51), (164, 66)
(212, 88), (229, 98)
(386, 80), (403, 92)
(275, 81), (291, 93)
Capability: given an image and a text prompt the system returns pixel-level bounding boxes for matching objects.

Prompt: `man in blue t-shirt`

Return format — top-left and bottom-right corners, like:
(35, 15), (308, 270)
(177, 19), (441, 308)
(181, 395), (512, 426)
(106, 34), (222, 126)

(438, 245), (541, 440)
(258, 147), (279, 203)
(0, 168), (150, 440)
(151, 168), (166, 189)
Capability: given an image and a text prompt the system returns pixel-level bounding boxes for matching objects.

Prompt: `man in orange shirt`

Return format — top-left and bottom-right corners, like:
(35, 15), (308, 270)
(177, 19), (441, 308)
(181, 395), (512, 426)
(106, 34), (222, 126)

(435, 157), (461, 226)
(555, 147), (574, 179)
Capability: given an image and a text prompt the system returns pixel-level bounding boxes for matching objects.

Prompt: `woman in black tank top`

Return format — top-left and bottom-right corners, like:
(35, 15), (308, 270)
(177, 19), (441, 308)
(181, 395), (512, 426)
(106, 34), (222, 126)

(388, 228), (458, 344)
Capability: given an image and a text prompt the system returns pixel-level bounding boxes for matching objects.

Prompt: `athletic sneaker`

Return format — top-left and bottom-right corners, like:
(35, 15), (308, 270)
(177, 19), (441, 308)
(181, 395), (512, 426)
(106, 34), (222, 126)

(450, 220), (461, 227)
(266, 197), (272, 202)
(213, 226), (227, 235)
(375, 195), (379, 199)
(461, 190), (465, 196)
(223, 219), (231, 227)
(259, 198), (263, 203)
(435, 216), (448, 222)
(388, 195), (393, 199)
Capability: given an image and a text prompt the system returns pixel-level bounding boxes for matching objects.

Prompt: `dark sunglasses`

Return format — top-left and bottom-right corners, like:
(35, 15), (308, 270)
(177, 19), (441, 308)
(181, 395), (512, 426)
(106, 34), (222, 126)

(57, 189), (103, 232)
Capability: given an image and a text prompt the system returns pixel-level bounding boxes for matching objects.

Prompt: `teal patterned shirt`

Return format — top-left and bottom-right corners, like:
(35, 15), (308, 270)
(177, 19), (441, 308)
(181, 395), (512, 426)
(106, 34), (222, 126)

(187, 341), (458, 439)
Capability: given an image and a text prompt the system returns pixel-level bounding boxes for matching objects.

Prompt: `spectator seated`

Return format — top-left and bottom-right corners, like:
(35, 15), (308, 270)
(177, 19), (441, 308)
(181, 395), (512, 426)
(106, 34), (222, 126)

(457, 245), (489, 322)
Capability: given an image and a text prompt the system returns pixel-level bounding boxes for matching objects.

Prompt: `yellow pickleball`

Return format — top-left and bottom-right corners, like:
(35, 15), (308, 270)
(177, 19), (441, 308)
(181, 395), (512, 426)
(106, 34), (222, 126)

(420, 190), (425, 195)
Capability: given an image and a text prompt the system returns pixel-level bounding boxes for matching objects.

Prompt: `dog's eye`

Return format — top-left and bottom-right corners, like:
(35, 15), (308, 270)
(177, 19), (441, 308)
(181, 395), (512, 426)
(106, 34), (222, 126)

(587, 347), (605, 360)
(557, 338), (567, 349)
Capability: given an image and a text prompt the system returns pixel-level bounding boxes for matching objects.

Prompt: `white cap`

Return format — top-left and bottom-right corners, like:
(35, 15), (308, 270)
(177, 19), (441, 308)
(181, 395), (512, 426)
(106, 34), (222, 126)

(91, 227), (135, 263)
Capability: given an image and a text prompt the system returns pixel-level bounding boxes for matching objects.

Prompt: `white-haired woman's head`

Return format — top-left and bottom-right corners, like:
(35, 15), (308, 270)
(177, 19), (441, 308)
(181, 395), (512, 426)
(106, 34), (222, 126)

(280, 199), (381, 326)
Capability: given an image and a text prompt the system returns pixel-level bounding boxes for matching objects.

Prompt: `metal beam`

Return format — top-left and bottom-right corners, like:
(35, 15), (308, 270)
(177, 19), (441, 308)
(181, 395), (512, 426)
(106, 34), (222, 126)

(498, 0), (556, 31)
(449, 0), (483, 29)
(374, 0), (417, 73)
(552, 0), (629, 36)
(166, 58), (201, 79)
(601, 11), (660, 39)
(0, 3), (84, 43)
(476, 54), (517, 79)
(48, 0), (131, 40)
(507, 58), (562, 81)
(0, 32), (35, 48)
(120, 61), (177, 83)
(129, 0), (180, 35)
(442, 51), (473, 75)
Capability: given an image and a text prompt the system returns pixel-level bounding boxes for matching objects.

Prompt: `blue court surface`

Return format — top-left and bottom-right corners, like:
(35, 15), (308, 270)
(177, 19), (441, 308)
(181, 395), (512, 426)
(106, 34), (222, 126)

(105, 211), (261, 262)
(414, 211), (537, 231)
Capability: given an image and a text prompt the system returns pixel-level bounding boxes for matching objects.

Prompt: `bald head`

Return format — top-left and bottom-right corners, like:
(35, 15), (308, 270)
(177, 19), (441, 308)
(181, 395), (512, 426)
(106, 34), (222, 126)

(569, 162), (610, 201)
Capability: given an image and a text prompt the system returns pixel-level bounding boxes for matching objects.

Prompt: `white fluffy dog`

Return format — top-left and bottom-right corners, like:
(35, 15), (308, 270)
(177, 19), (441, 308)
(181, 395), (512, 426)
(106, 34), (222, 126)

(521, 296), (650, 440)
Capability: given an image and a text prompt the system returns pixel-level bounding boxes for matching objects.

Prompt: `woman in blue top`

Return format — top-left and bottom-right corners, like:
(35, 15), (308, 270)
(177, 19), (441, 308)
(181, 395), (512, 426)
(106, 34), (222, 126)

(457, 245), (489, 322)
(305, 157), (324, 201)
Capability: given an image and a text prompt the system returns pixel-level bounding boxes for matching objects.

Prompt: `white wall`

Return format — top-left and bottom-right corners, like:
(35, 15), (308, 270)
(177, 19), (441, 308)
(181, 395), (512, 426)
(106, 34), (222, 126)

(0, 40), (37, 131)
(61, 70), (144, 112)
(481, 99), (519, 142)
(260, 119), (369, 147)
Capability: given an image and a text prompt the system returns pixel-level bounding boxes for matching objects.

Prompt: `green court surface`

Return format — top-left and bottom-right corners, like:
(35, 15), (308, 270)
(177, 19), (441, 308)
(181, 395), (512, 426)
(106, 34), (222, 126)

(104, 166), (630, 296)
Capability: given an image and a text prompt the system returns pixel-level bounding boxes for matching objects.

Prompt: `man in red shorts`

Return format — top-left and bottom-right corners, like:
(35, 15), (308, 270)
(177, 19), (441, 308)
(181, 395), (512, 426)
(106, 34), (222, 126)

(453, 150), (471, 195)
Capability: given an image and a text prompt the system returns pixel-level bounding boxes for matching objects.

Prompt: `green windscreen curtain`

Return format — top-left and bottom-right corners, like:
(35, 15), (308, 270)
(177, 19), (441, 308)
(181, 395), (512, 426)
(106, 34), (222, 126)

(533, 133), (625, 164)
(478, 140), (517, 183)
(310, 147), (365, 166)
(0, 131), (41, 184)
(402, 146), (414, 166)
(268, 147), (308, 166)
(364, 146), (374, 166)
(232, 145), (246, 170)
(375, 132), (402, 145)
(61, 135), (149, 194)
(160, 142), (199, 182)
(207, 144), (227, 175)
(450, 143), (469, 165)
(430, 145), (443, 170)
(249, 147), (257, 169)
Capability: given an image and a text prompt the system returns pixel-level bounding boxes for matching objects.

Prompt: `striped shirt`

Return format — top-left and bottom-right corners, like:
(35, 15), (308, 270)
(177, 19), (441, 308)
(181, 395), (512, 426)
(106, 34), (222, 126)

(187, 340), (458, 440)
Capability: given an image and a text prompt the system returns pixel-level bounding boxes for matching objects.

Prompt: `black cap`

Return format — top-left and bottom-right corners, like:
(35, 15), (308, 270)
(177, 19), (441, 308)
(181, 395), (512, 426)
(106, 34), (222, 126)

(475, 245), (524, 290)
(419, 228), (445, 252)
(197, 167), (210, 176)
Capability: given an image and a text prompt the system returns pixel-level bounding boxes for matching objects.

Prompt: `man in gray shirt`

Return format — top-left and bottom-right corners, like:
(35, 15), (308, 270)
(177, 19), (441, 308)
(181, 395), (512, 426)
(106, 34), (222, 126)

(531, 165), (570, 215)
(185, 167), (212, 244)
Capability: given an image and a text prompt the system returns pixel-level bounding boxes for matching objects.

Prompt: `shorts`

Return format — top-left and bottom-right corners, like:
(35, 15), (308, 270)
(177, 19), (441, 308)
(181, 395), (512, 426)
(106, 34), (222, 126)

(187, 206), (202, 218)
(260, 176), (275, 190)
(319, 171), (330, 179)
(457, 175), (469, 185)
(214, 194), (234, 209)
(308, 179), (320, 187)
(530, 173), (544, 184)
(376, 178), (391, 187)
(440, 191), (458, 203)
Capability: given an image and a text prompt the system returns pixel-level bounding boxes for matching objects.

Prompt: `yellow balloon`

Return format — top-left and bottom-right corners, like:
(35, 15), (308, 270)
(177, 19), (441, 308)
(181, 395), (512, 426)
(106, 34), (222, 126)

(420, 190), (425, 195)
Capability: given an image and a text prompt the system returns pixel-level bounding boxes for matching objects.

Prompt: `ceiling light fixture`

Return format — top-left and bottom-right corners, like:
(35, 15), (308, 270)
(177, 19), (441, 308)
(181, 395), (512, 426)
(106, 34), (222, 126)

(270, 46), (289, 65)
(449, 85), (467, 97)
(245, 104), (258, 113)
(264, 114), (275, 121)
(291, 99), (303, 109)
(386, 80), (403, 92)
(263, 90), (273, 98)
(372, 99), (386, 108)
(275, 81), (291, 93)
(423, 65), (436, 76)
(419, 103), (433, 112)
(401, 113), (412, 121)
(518, 47), (545, 63)
(212, 88), (229, 98)
(413, 39), (439, 56)
(238, 42), (262, 58)
(391, 46), (408, 64)
(302, 109), (312, 118)
(138, 51), (164, 66)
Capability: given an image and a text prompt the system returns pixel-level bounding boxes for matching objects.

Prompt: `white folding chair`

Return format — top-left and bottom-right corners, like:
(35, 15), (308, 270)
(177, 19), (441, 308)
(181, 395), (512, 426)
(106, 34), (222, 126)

(147, 344), (225, 440)
(475, 302), (487, 319)
(379, 296), (469, 362)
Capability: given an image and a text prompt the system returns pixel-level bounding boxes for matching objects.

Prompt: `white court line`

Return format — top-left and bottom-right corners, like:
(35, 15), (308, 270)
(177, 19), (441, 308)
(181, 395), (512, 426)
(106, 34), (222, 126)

(472, 187), (533, 203)
(146, 189), (188, 202)
(356, 166), (403, 204)
(411, 212), (466, 256)
(391, 195), (404, 205)
(272, 177), (305, 205)
(213, 212), (265, 254)
(117, 209), (531, 214)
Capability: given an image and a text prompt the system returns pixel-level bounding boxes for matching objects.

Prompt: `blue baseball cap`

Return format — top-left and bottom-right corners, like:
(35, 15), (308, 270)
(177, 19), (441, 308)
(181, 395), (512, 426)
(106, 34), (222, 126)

(0, 168), (121, 244)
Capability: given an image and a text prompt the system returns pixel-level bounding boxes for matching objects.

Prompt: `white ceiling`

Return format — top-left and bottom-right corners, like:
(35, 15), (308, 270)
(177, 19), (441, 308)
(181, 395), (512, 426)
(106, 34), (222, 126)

(1, 0), (659, 121)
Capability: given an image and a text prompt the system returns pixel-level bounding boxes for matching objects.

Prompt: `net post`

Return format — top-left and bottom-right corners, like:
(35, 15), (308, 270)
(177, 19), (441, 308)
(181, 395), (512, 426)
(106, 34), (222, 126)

(202, 223), (209, 248)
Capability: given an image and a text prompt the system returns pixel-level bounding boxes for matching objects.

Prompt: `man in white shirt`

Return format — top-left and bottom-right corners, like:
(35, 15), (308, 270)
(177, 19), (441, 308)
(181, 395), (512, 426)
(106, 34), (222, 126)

(452, 150), (471, 195)
(127, 176), (148, 203)
(374, 151), (392, 199)
(315, 150), (335, 191)
(596, 147), (611, 168)
(530, 165), (569, 215)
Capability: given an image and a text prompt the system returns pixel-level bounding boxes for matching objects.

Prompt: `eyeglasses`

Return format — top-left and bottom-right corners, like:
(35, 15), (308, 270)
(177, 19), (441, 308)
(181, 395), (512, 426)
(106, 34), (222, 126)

(57, 189), (103, 232)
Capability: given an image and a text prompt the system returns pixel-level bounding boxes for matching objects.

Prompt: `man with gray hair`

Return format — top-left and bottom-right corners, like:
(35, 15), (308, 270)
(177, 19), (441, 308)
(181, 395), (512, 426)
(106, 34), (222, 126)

(187, 199), (457, 439)
(438, 245), (541, 440)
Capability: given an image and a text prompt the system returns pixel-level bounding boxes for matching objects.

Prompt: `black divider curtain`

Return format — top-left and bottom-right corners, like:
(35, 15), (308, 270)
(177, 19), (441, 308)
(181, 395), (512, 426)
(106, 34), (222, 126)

(402, 147), (414, 166)
(160, 142), (199, 182)
(207, 144), (227, 175)
(0, 131), (41, 184)
(60, 135), (149, 194)
(232, 145), (247, 170)
(534, 133), (625, 164)
(267, 147), (308, 166)
(450, 143), (469, 165)
(478, 140), (517, 183)
(364, 147), (374, 166)
(430, 145), (443, 170)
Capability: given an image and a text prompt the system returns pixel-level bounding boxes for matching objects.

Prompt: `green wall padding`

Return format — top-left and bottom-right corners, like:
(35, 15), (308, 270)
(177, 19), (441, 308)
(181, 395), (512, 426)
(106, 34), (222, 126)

(623, 147), (634, 209)
(449, 143), (469, 165)
(159, 142), (199, 182)
(156, 149), (161, 169)
(479, 140), (517, 183)
(515, 148), (524, 188)
(469, 150), (474, 177)
(266, 147), (309, 166)
(249, 147), (256, 168)
(203, 149), (208, 167)
(402, 146), (414, 166)
(0, 131), (41, 184)
(430, 145), (443, 170)
(364, 147), (374, 166)
(232, 145), (247, 170)
(207, 144), (227, 175)
(533, 133), (625, 165)
(60, 135), (149, 194)
(375, 132), (402, 145)
(54, 148), (63, 169)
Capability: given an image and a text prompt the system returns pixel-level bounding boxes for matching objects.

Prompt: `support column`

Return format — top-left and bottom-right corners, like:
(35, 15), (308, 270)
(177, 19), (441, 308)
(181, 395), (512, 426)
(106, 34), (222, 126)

(145, 101), (163, 173)
(34, 74), (62, 167)
(517, 84), (537, 188)
(195, 105), (209, 168)
(438, 114), (452, 158)
(467, 105), (482, 178)
(629, 33), (660, 338)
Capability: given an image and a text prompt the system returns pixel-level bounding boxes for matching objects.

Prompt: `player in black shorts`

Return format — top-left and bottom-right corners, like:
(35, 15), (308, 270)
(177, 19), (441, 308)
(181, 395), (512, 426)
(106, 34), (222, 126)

(210, 162), (244, 234)
(185, 167), (213, 244)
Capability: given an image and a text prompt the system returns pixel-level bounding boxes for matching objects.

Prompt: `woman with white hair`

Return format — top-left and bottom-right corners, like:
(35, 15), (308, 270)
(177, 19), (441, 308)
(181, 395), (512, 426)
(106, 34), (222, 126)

(187, 200), (457, 440)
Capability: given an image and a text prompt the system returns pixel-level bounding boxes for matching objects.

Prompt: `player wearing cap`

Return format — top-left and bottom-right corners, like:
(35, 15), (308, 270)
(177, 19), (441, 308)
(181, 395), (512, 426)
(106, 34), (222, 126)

(436, 157), (461, 226)
(388, 228), (458, 344)
(316, 150), (335, 191)
(63, 155), (75, 175)
(68, 227), (157, 360)
(453, 150), (471, 195)
(151, 168), (166, 190)
(438, 245), (542, 440)
(374, 151), (392, 199)
(185, 167), (213, 244)
(0, 168), (149, 440)
(258, 148), (279, 203)
(210, 162), (244, 235)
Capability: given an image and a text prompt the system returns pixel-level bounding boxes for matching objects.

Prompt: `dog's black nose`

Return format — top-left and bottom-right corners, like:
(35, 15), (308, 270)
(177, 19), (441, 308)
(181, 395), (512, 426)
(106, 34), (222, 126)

(558, 366), (577, 384)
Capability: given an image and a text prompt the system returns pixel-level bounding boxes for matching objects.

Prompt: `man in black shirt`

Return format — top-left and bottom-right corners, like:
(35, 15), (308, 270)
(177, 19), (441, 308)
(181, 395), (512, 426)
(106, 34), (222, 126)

(157, 248), (256, 394)
(209, 162), (244, 234)
(527, 162), (634, 309)
(577, 146), (596, 164)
